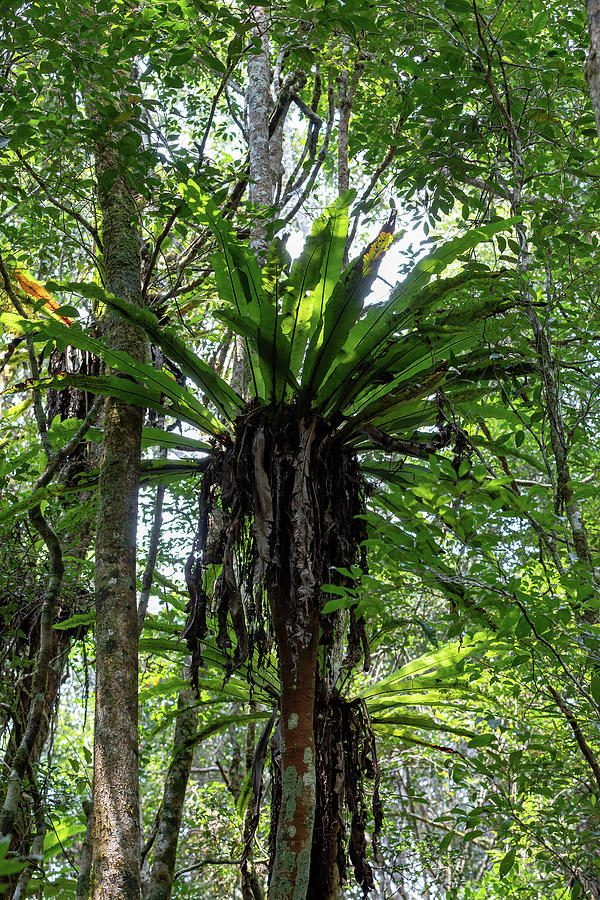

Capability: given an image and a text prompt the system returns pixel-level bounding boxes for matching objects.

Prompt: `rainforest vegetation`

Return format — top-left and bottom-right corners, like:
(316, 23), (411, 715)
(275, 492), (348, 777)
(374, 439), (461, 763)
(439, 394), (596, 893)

(2, 0), (600, 897)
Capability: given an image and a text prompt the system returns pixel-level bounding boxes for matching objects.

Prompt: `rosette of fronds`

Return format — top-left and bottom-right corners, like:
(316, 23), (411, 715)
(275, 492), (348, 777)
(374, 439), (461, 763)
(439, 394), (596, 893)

(23, 187), (526, 897)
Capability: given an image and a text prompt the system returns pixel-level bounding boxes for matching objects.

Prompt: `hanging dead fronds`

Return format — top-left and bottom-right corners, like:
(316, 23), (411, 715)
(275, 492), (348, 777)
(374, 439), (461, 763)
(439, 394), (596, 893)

(183, 401), (369, 683)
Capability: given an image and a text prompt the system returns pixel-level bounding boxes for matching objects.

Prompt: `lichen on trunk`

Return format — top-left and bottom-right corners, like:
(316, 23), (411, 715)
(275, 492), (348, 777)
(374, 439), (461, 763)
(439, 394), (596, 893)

(144, 688), (198, 900)
(92, 136), (146, 900)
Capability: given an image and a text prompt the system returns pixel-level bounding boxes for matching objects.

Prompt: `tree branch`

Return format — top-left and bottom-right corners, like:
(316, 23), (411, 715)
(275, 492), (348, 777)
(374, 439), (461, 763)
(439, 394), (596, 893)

(15, 151), (103, 249)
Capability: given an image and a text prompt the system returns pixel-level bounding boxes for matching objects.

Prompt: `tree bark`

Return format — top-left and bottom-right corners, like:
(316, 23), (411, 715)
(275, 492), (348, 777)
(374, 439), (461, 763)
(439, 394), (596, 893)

(336, 37), (353, 198)
(268, 421), (319, 900)
(586, 0), (600, 139)
(268, 605), (319, 900)
(77, 800), (94, 900)
(246, 5), (273, 262)
(144, 689), (198, 900)
(337, 43), (361, 267)
(92, 135), (146, 900)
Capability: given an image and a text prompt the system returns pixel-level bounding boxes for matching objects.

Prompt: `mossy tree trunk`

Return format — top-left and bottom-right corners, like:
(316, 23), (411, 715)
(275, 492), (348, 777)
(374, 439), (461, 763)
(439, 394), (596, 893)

(144, 688), (198, 900)
(92, 136), (146, 900)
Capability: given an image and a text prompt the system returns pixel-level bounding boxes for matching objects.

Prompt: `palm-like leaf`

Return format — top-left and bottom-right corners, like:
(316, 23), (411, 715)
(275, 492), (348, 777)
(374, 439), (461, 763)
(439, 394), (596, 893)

(143, 611), (489, 745)
(190, 189), (522, 442)
(41, 282), (242, 423)
(39, 190), (524, 459)
(13, 202), (530, 896)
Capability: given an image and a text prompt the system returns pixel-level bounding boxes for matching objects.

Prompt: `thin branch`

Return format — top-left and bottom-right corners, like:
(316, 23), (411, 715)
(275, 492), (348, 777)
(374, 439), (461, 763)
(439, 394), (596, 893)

(548, 687), (600, 794)
(174, 857), (269, 880)
(283, 82), (335, 223)
(290, 92), (322, 127)
(137, 482), (166, 636)
(394, 810), (493, 851)
(345, 141), (400, 257)
(195, 66), (236, 165)
(15, 151), (103, 249)
(337, 45), (363, 198)
(137, 392), (167, 635)
(224, 85), (247, 140)
(438, 165), (582, 217)
(142, 204), (182, 298)
(359, 425), (444, 460)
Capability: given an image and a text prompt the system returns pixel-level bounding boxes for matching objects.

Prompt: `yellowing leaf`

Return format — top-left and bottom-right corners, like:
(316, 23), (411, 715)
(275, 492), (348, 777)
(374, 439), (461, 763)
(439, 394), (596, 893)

(13, 270), (53, 301)
(113, 109), (133, 123)
(362, 229), (394, 276)
(12, 270), (72, 325)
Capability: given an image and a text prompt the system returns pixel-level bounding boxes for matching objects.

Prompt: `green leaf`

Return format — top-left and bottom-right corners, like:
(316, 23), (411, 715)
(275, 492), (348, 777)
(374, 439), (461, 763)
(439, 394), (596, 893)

(171, 46), (194, 66)
(317, 254), (511, 417)
(54, 612), (95, 631)
(141, 426), (211, 453)
(458, 459), (470, 478)
(439, 832), (454, 852)
(499, 847), (517, 876)
(360, 636), (490, 699)
(285, 193), (355, 388)
(187, 710), (272, 749)
(467, 733), (496, 749)
(258, 239), (294, 405)
(44, 282), (242, 421)
(304, 208), (395, 399)
(321, 595), (355, 614)
(370, 712), (474, 738)
(181, 185), (264, 396)
(53, 304), (79, 317)
(139, 677), (189, 701)
(321, 583), (353, 595)
(198, 50), (226, 74)
(44, 819), (85, 859)
(106, 295), (242, 420)
(0, 858), (28, 876)
(30, 369), (224, 438)
(139, 636), (186, 655)
(139, 459), (209, 484)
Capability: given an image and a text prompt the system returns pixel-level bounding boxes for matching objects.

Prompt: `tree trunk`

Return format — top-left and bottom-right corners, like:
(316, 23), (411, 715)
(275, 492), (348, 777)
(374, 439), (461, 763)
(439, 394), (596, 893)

(246, 5), (273, 263)
(586, 0), (600, 139)
(144, 689), (198, 900)
(268, 596), (319, 900)
(77, 800), (94, 900)
(191, 408), (371, 898)
(336, 36), (352, 198)
(92, 135), (146, 900)
(268, 419), (319, 900)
